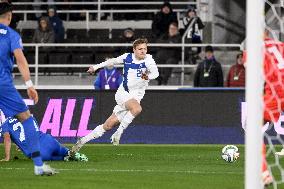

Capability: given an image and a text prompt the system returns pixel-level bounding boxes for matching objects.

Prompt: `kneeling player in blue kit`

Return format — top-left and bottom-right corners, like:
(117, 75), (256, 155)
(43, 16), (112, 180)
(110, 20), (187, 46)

(0, 118), (88, 162)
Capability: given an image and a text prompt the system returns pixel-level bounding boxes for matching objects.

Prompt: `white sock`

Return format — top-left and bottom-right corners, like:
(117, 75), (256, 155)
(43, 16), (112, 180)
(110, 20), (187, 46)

(81, 124), (105, 144)
(117, 111), (135, 133)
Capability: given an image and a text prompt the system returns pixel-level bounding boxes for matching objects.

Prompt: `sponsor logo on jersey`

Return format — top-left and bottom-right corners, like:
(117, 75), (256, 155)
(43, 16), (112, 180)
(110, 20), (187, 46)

(0, 29), (7, 35)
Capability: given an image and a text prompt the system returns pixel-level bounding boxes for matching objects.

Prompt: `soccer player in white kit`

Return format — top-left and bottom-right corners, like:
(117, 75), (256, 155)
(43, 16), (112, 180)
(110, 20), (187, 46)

(72, 38), (159, 152)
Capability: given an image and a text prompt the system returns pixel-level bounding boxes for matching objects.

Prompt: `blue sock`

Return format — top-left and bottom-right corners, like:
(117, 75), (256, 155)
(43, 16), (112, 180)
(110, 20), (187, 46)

(51, 156), (64, 161)
(58, 146), (69, 157)
(22, 117), (43, 166)
(53, 138), (69, 157)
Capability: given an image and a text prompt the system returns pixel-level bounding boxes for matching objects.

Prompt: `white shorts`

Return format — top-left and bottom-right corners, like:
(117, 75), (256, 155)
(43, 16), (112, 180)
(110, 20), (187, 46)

(113, 86), (145, 122)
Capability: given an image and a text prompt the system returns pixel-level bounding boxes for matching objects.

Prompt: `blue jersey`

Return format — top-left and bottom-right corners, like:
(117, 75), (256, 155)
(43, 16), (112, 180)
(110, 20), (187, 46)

(0, 118), (69, 160)
(0, 118), (42, 157)
(0, 24), (28, 117)
(0, 23), (23, 87)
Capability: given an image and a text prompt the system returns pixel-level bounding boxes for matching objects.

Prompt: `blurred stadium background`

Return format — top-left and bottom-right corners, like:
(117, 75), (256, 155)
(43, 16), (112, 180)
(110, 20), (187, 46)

(10, 0), (245, 87)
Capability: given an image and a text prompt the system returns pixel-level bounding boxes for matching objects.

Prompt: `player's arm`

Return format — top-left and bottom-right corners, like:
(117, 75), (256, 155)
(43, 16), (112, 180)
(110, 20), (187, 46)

(14, 49), (39, 104)
(1, 132), (11, 161)
(142, 57), (159, 80)
(87, 54), (125, 74)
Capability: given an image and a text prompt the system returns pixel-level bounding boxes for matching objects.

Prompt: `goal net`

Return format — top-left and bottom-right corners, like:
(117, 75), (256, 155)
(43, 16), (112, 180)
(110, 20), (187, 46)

(254, 0), (284, 189)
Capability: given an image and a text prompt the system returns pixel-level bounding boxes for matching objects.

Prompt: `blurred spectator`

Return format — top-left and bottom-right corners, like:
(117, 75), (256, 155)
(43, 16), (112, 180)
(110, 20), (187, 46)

(226, 53), (245, 87)
(47, 6), (65, 43)
(32, 16), (55, 43)
(33, 0), (43, 19)
(152, 1), (177, 38)
(182, 7), (204, 44)
(155, 22), (181, 85)
(194, 46), (224, 87)
(121, 28), (135, 43)
(182, 7), (205, 64)
(71, 9), (94, 21)
(118, 28), (135, 54)
(94, 63), (123, 90)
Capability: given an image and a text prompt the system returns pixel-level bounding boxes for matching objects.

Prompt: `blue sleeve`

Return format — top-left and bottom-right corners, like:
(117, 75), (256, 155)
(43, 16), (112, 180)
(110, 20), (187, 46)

(9, 30), (23, 52)
(94, 75), (101, 90)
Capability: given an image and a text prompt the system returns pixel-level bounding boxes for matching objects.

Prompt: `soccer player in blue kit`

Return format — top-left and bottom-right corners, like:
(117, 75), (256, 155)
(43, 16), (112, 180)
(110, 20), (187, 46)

(0, 118), (88, 162)
(0, 2), (56, 175)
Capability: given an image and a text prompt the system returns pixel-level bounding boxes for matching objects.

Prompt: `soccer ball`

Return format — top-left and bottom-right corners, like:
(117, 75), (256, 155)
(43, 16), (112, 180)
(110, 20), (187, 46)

(221, 145), (240, 163)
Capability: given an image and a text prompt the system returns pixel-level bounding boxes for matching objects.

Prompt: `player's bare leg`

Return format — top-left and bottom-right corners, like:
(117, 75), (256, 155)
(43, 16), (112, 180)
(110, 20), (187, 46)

(111, 99), (142, 145)
(71, 114), (120, 153)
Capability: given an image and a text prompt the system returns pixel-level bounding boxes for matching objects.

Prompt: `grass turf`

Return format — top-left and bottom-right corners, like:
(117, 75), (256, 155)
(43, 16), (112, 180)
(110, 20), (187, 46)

(0, 144), (246, 189)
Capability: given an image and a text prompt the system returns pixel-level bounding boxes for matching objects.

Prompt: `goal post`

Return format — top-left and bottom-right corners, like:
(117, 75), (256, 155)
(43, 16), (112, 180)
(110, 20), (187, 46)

(245, 0), (265, 188)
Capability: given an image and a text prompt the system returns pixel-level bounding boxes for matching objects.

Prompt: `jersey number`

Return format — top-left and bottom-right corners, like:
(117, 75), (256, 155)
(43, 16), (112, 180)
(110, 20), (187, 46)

(268, 46), (284, 69)
(137, 69), (142, 77)
(13, 122), (26, 142)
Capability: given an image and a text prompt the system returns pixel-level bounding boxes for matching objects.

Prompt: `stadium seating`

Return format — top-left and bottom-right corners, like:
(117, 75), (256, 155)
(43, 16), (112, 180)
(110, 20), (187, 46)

(88, 29), (110, 43)
(66, 29), (89, 43)
(20, 29), (35, 43)
(11, 0), (242, 86)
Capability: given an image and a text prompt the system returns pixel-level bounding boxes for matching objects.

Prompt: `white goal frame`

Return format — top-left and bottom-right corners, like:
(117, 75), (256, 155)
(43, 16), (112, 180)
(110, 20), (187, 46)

(245, 0), (265, 188)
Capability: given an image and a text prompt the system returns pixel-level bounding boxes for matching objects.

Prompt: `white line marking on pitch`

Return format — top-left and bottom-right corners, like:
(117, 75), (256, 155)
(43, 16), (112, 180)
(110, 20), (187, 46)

(0, 167), (242, 175)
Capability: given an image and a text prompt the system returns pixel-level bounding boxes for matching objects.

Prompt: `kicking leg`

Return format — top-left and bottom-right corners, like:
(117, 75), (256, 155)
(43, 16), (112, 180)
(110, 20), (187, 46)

(48, 137), (88, 162)
(71, 113), (120, 153)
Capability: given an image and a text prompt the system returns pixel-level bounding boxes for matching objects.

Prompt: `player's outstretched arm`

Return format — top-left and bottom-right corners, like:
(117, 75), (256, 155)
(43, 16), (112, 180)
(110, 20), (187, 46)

(14, 49), (38, 104)
(1, 133), (11, 161)
(87, 55), (125, 74)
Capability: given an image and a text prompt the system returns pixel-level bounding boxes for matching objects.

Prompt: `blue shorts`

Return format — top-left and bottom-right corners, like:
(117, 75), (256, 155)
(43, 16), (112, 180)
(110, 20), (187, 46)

(0, 85), (28, 117)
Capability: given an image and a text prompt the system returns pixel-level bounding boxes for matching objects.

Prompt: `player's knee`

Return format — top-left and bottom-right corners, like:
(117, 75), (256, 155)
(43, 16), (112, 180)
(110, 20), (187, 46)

(131, 105), (142, 116)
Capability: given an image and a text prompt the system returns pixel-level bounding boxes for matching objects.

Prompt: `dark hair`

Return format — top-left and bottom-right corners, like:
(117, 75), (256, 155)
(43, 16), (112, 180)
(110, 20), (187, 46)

(205, 45), (214, 53)
(161, 1), (172, 12)
(187, 6), (196, 14)
(0, 2), (12, 15)
(236, 53), (243, 59)
(133, 38), (148, 49)
(47, 6), (57, 14)
(169, 22), (178, 28)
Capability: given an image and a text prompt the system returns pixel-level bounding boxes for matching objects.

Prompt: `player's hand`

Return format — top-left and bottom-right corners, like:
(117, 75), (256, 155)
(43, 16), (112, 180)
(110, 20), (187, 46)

(27, 87), (39, 104)
(141, 73), (149, 80)
(87, 66), (97, 74)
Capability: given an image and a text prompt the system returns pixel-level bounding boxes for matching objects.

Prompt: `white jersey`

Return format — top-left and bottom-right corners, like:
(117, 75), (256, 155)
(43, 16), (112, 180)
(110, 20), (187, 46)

(94, 53), (159, 91)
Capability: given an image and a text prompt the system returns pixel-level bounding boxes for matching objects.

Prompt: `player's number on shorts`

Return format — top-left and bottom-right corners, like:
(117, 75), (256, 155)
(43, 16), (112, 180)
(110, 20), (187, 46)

(137, 69), (142, 77)
(12, 122), (26, 142)
(268, 46), (284, 69)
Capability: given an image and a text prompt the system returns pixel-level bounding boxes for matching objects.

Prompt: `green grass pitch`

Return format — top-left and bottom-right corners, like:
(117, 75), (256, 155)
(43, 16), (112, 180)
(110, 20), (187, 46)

(0, 144), (255, 189)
